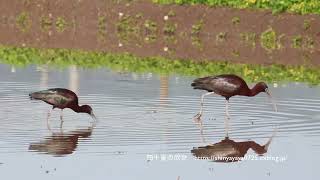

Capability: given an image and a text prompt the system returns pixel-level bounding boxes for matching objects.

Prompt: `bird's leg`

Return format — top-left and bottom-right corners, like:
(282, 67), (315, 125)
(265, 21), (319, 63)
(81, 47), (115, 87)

(46, 108), (53, 131)
(60, 109), (64, 122)
(225, 100), (230, 138)
(59, 110), (64, 132)
(194, 117), (206, 143)
(225, 99), (230, 118)
(194, 92), (215, 119)
(47, 109), (52, 121)
(59, 121), (64, 133)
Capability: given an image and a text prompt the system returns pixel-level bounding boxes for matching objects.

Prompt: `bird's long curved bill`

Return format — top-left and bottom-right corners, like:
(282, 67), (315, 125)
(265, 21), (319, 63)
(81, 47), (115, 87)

(265, 89), (278, 112)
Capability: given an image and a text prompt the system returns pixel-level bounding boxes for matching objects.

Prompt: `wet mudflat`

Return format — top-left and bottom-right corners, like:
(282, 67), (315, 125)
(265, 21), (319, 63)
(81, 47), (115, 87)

(0, 64), (319, 179)
(1, 0), (320, 66)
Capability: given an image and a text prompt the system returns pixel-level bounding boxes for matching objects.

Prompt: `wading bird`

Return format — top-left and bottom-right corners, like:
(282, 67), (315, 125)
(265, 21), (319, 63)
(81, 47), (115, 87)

(29, 88), (96, 122)
(191, 74), (277, 119)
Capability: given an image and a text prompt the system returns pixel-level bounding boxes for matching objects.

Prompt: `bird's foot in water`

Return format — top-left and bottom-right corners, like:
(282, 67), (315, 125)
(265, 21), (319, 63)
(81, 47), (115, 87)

(59, 120), (64, 129)
(193, 113), (202, 120)
(60, 116), (64, 122)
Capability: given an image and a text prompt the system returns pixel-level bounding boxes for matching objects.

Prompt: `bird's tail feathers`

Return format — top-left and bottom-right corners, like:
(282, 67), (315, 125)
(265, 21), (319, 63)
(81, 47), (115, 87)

(29, 91), (47, 100)
(191, 77), (212, 91)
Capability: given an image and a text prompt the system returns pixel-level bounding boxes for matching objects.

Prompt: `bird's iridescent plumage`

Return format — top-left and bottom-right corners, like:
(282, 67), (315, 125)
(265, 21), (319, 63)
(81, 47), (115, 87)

(29, 88), (96, 119)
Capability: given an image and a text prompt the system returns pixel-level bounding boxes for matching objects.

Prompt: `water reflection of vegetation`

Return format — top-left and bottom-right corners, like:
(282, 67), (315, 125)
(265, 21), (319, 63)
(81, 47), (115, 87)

(0, 46), (319, 84)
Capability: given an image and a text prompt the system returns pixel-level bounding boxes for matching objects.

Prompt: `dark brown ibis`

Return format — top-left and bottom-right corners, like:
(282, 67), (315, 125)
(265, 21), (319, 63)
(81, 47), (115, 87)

(29, 88), (96, 121)
(191, 74), (277, 119)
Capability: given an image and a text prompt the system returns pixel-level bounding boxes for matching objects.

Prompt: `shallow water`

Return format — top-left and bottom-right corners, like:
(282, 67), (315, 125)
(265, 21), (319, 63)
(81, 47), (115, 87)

(0, 64), (319, 179)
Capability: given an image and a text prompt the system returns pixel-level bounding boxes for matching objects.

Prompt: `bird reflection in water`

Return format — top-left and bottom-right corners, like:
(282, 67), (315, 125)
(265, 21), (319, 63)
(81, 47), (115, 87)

(191, 130), (276, 162)
(29, 124), (94, 156)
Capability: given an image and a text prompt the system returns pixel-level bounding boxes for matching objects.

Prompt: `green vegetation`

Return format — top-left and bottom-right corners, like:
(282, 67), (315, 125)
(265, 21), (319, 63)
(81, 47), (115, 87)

(231, 17), (240, 25)
(191, 19), (203, 35)
(144, 20), (157, 32)
(98, 15), (107, 40)
(163, 22), (177, 35)
(292, 35), (303, 48)
(116, 15), (140, 42)
(260, 27), (276, 51)
(144, 19), (158, 43)
(16, 12), (31, 32)
(135, 13), (143, 19)
(167, 10), (176, 17)
(216, 32), (227, 42)
(152, 0), (320, 15)
(163, 22), (177, 44)
(303, 19), (311, 30)
(260, 27), (283, 52)
(191, 36), (203, 50)
(55, 17), (68, 32)
(40, 16), (52, 32)
(305, 36), (314, 49)
(164, 35), (177, 44)
(292, 35), (315, 49)
(0, 45), (319, 85)
(231, 49), (240, 57)
(240, 32), (256, 48)
(191, 19), (204, 50)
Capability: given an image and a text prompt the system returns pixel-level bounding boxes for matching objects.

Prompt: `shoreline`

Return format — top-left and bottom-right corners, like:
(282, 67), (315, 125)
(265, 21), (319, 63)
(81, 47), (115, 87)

(0, 45), (319, 85)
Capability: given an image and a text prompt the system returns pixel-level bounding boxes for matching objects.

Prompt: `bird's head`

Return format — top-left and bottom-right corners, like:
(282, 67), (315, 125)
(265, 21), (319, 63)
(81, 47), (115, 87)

(80, 105), (97, 120)
(256, 82), (269, 93)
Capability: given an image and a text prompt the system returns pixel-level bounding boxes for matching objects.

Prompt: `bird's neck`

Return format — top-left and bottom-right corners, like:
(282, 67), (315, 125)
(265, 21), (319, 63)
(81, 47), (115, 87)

(249, 84), (263, 97)
(70, 104), (82, 113)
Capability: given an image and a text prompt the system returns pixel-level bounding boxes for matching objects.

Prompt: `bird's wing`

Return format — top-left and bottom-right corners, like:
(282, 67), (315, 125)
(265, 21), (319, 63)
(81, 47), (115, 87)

(210, 76), (242, 95)
(192, 74), (249, 97)
(215, 77), (239, 90)
(32, 89), (75, 107)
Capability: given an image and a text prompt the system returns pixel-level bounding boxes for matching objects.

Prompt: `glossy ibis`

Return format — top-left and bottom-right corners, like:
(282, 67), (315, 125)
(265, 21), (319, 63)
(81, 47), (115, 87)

(191, 74), (277, 119)
(29, 88), (96, 121)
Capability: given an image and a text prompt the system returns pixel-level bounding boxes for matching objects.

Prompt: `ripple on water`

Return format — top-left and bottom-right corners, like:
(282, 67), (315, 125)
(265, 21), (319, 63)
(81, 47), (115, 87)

(0, 70), (319, 156)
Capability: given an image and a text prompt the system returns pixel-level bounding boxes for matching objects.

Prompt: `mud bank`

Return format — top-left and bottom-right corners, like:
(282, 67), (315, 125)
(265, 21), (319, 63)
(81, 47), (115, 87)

(0, 0), (320, 66)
